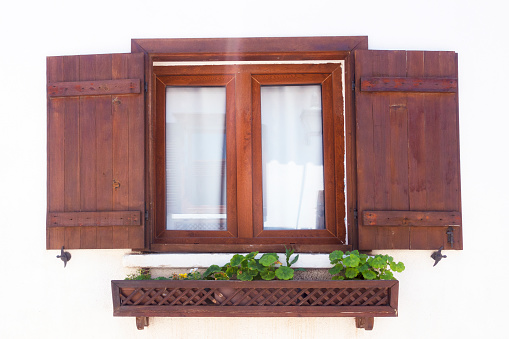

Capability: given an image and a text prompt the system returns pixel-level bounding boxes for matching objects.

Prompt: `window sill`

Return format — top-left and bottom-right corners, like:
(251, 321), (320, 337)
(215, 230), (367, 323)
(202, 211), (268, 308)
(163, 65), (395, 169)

(123, 253), (332, 269)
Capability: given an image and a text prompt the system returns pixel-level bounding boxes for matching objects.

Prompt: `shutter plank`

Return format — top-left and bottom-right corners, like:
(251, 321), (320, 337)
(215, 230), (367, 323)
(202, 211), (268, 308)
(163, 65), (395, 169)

(48, 211), (141, 226)
(126, 53), (145, 249)
(363, 211), (461, 226)
(48, 79), (141, 97)
(110, 54), (131, 249)
(355, 51), (377, 250)
(360, 77), (457, 92)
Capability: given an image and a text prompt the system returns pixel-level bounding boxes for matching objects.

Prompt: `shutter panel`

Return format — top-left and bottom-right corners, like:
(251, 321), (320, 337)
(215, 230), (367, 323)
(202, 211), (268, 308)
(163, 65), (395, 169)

(355, 50), (462, 250)
(47, 53), (145, 249)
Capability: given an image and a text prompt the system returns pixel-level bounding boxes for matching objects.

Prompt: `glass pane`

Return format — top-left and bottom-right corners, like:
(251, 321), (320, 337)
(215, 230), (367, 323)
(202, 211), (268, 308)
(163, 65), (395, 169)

(261, 85), (324, 230)
(166, 87), (227, 230)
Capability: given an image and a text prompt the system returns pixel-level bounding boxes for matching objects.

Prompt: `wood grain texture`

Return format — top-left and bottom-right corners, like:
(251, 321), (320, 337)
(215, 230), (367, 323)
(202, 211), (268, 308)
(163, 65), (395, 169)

(111, 279), (398, 320)
(48, 79), (140, 97)
(363, 211), (461, 226)
(48, 211), (142, 226)
(47, 53), (145, 250)
(132, 36), (368, 55)
(360, 77), (457, 92)
(355, 50), (462, 250)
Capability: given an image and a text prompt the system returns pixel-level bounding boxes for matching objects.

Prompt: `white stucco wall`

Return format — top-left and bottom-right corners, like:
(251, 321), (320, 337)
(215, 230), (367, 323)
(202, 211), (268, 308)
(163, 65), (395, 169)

(1, 0), (507, 338)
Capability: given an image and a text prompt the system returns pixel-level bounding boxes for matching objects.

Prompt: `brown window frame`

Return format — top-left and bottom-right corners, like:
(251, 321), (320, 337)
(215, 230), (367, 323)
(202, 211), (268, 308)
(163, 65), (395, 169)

(141, 41), (360, 253)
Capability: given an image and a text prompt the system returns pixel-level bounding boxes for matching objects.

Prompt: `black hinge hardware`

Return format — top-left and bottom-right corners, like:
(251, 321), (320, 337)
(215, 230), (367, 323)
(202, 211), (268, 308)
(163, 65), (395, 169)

(144, 82), (148, 92)
(446, 226), (454, 248)
(57, 246), (71, 268)
(353, 208), (358, 220)
(352, 80), (355, 91)
(431, 246), (447, 267)
(145, 210), (149, 221)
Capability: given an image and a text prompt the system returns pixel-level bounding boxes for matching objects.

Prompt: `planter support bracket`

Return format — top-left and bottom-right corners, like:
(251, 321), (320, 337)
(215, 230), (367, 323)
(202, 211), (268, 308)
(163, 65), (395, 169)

(136, 317), (149, 330)
(355, 317), (374, 330)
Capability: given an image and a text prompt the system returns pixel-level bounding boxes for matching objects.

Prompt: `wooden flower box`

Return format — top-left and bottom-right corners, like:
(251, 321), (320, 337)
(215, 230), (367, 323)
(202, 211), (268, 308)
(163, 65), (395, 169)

(111, 279), (399, 330)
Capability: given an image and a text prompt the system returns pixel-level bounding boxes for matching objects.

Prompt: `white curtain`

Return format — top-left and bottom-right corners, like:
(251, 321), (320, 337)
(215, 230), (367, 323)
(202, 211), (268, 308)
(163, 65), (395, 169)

(261, 85), (325, 230)
(166, 87), (227, 230)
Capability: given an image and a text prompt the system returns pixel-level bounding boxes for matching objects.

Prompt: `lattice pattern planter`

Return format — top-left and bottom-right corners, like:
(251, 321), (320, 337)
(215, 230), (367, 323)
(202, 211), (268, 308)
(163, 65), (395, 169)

(111, 280), (398, 330)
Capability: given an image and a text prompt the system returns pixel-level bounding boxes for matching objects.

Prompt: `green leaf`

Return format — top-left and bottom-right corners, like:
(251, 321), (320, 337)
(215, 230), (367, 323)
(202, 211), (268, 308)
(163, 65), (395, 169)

(343, 254), (360, 268)
(369, 256), (387, 269)
(260, 253), (279, 267)
(260, 270), (276, 280)
(358, 263), (370, 273)
(345, 267), (359, 279)
(214, 272), (229, 280)
(329, 265), (343, 275)
(238, 271), (254, 281)
(380, 271), (394, 280)
(289, 254), (299, 266)
(275, 266), (294, 280)
(361, 270), (377, 280)
(225, 266), (236, 277)
(230, 254), (245, 266)
(248, 260), (263, 271)
(332, 275), (344, 280)
(391, 261), (405, 272)
(329, 250), (344, 264)
(245, 251), (259, 260)
(203, 264), (222, 278)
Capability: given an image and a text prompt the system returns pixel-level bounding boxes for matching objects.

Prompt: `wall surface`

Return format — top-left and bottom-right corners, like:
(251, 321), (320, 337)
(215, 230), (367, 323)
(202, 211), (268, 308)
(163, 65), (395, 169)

(1, 0), (507, 338)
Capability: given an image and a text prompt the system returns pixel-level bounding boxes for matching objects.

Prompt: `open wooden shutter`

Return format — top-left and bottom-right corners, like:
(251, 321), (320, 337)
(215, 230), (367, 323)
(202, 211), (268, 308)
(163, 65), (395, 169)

(355, 50), (462, 250)
(47, 53), (145, 249)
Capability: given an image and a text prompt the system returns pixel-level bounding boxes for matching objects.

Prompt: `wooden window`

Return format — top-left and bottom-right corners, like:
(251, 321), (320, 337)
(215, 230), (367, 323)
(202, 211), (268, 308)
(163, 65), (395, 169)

(46, 37), (462, 252)
(150, 63), (346, 252)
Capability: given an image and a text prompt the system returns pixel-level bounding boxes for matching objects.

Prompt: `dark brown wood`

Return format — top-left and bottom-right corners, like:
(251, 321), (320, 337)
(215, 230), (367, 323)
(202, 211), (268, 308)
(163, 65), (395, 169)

(111, 279), (398, 328)
(48, 79), (140, 97)
(136, 317), (148, 330)
(132, 36), (368, 55)
(360, 77), (457, 93)
(150, 243), (352, 253)
(355, 50), (462, 250)
(47, 53), (145, 250)
(48, 211), (142, 227)
(355, 317), (374, 330)
(150, 62), (348, 248)
(141, 38), (366, 251)
(363, 211), (461, 227)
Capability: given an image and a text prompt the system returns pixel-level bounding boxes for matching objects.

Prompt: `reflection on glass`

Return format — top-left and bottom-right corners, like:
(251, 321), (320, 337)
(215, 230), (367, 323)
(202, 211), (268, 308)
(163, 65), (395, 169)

(166, 87), (226, 230)
(261, 85), (324, 230)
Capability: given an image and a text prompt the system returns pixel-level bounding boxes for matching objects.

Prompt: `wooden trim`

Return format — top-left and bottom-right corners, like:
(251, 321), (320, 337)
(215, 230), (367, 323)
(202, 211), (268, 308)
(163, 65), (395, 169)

(362, 211), (461, 227)
(48, 79), (141, 97)
(360, 77), (457, 93)
(132, 36), (368, 55)
(150, 243), (352, 253)
(48, 211), (141, 227)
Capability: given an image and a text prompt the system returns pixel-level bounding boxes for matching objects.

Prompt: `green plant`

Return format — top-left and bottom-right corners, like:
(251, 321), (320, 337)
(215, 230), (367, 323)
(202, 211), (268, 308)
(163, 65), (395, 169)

(202, 251), (297, 281)
(125, 269), (152, 280)
(328, 250), (405, 280)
